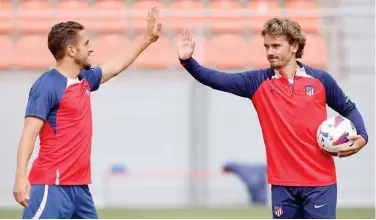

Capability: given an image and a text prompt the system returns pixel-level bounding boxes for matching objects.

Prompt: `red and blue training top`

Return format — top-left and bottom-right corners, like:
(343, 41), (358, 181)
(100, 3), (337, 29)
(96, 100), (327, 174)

(181, 58), (368, 186)
(25, 67), (102, 185)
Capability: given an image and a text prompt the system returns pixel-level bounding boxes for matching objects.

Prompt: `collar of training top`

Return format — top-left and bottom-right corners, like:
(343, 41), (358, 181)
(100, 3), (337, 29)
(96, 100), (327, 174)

(272, 62), (307, 79)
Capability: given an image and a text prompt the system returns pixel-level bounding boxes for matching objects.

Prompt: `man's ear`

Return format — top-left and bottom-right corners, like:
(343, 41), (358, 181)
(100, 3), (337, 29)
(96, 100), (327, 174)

(292, 42), (299, 54)
(66, 45), (75, 57)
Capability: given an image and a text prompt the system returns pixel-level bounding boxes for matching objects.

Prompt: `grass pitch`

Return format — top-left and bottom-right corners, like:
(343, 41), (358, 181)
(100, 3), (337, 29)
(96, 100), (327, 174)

(0, 206), (374, 219)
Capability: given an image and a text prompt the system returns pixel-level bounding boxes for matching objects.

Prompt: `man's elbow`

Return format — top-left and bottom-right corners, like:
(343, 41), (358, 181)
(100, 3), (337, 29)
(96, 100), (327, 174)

(102, 61), (129, 76)
(340, 102), (358, 117)
(100, 71), (120, 84)
(21, 126), (39, 144)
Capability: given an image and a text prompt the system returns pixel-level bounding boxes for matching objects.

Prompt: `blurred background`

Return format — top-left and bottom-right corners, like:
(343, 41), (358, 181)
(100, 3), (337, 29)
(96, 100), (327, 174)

(0, 0), (375, 218)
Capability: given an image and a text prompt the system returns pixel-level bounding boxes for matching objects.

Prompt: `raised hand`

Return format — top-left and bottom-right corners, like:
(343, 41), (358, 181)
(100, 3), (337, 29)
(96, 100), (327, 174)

(145, 7), (162, 43)
(176, 29), (195, 60)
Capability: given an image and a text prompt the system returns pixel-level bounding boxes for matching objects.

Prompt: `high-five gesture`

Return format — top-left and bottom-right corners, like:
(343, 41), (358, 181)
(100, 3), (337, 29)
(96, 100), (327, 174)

(145, 7), (162, 43)
(99, 7), (163, 84)
(177, 29), (195, 60)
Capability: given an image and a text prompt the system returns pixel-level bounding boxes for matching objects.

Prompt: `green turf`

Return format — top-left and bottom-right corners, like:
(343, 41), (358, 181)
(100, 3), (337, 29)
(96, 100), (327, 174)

(0, 207), (374, 219)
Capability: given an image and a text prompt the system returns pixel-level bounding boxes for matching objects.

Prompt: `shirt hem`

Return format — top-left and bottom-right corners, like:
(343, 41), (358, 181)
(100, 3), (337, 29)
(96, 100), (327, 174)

(29, 180), (92, 186)
(268, 179), (337, 187)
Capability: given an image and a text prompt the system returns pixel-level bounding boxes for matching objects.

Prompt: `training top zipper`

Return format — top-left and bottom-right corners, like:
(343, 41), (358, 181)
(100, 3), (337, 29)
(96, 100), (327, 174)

(278, 69), (296, 96)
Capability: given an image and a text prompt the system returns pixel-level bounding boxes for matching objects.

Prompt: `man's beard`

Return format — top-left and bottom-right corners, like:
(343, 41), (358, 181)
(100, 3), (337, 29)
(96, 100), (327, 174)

(83, 62), (91, 70)
(75, 57), (91, 70)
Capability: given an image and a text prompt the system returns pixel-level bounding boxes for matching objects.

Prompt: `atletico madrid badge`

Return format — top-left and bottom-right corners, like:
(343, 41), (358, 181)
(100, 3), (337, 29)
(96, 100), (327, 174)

(274, 205), (284, 217)
(305, 85), (315, 96)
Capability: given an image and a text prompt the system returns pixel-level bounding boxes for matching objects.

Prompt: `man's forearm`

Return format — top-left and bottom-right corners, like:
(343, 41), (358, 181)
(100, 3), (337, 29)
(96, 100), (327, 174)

(15, 131), (37, 178)
(344, 107), (368, 143)
(179, 57), (254, 98)
(100, 37), (153, 82)
(111, 37), (151, 72)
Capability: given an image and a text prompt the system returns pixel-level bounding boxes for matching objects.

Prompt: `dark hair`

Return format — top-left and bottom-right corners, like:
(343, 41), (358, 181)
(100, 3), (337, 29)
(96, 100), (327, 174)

(48, 21), (85, 60)
(261, 17), (306, 58)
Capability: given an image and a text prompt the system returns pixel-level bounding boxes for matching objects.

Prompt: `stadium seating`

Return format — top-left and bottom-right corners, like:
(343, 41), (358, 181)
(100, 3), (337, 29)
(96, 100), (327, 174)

(13, 35), (55, 70)
(0, 0), (328, 70)
(246, 0), (282, 33)
(128, 0), (168, 33)
(168, 0), (206, 33)
(133, 35), (171, 69)
(203, 34), (250, 69)
(15, 0), (55, 35)
(0, 35), (14, 70)
(0, 0), (13, 34)
(90, 34), (131, 65)
(131, 0), (167, 9)
(55, 0), (91, 26)
(88, 0), (128, 34)
(206, 0), (245, 33)
(208, 0), (244, 10)
(300, 34), (327, 69)
(285, 0), (320, 33)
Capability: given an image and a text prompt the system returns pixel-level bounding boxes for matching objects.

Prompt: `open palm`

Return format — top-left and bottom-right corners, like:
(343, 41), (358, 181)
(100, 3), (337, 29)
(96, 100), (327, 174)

(176, 29), (195, 60)
(146, 7), (162, 43)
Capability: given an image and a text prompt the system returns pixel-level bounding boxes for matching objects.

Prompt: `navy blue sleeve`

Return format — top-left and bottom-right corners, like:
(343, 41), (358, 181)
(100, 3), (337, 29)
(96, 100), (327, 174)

(320, 72), (368, 143)
(25, 78), (57, 121)
(80, 66), (103, 92)
(180, 58), (265, 98)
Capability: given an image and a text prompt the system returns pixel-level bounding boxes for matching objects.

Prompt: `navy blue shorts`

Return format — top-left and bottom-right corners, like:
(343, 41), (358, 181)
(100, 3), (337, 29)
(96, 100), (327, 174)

(271, 184), (337, 219)
(22, 185), (97, 219)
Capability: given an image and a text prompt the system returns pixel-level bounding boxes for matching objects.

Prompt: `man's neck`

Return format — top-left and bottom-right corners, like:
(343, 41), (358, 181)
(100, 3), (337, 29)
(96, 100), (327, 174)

(55, 61), (80, 79)
(279, 59), (300, 80)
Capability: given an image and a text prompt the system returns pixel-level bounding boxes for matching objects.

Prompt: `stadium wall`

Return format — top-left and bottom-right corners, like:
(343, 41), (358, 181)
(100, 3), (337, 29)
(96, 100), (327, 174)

(0, 70), (374, 208)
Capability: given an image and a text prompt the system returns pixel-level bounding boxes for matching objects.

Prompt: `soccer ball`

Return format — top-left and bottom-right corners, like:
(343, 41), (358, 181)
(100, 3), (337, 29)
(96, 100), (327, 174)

(316, 115), (357, 156)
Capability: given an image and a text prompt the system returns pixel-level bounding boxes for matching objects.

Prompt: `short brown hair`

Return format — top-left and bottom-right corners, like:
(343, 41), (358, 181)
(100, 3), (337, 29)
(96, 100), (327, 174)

(261, 17), (306, 58)
(48, 21), (85, 60)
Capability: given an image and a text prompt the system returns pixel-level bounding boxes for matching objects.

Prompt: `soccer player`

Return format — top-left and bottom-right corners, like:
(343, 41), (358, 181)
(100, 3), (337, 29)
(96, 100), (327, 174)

(12, 7), (162, 219)
(176, 18), (368, 219)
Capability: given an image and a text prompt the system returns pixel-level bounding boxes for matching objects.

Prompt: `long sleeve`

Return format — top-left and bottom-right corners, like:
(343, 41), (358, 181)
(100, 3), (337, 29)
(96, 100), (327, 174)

(321, 72), (368, 143)
(180, 57), (266, 98)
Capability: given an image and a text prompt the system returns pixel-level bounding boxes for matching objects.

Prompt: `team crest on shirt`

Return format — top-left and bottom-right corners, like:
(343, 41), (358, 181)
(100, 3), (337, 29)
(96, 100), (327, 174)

(305, 85), (315, 96)
(274, 205), (284, 217)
